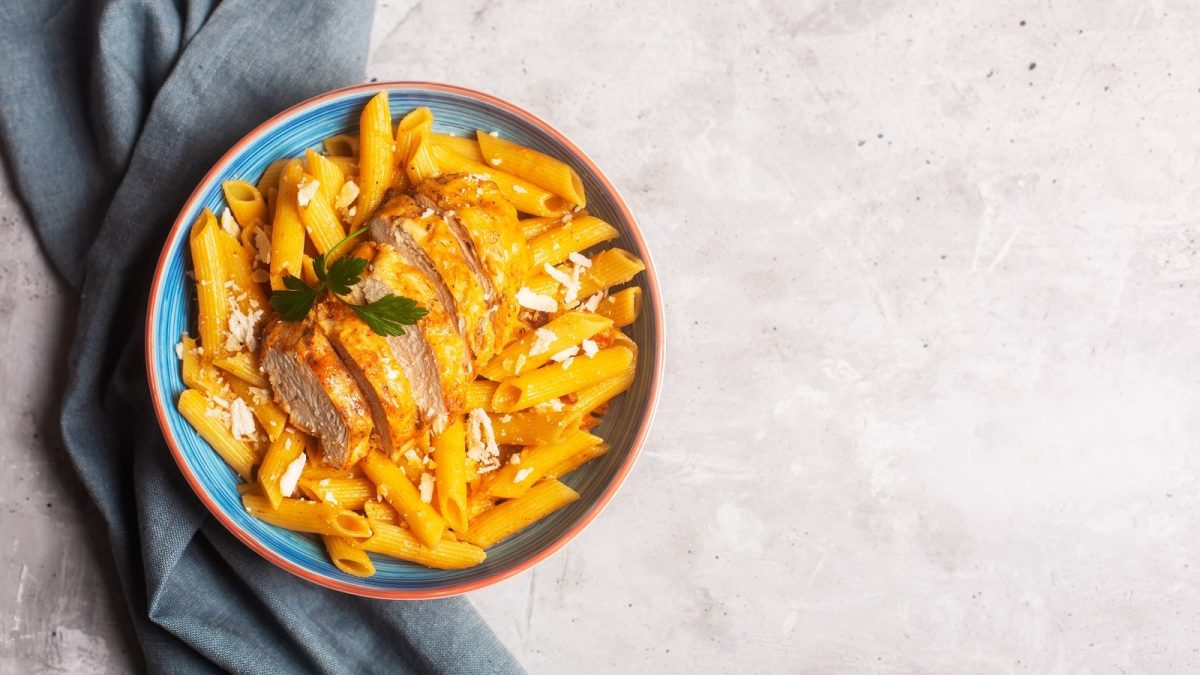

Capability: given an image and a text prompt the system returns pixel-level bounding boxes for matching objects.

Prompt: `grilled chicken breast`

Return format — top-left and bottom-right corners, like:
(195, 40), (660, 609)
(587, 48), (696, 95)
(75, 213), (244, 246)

(413, 174), (530, 347)
(261, 314), (374, 469)
(318, 302), (419, 457)
(363, 244), (470, 419)
(369, 194), (496, 367)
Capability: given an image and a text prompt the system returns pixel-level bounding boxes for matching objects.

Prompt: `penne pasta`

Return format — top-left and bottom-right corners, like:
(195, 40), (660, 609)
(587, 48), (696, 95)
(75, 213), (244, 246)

(492, 410), (579, 446)
(430, 144), (568, 216)
(359, 520), (485, 569)
(394, 107), (438, 185)
(362, 499), (400, 524)
(462, 479), (580, 549)
(563, 362), (636, 427)
(242, 494), (372, 539)
(323, 535), (375, 577)
(257, 427), (306, 508)
(224, 375), (286, 442)
(256, 158), (288, 202)
(189, 210), (228, 357)
(520, 216), (564, 241)
(477, 131), (586, 206)
(297, 171), (346, 254)
(360, 450), (446, 548)
(576, 248), (645, 300)
(528, 216), (619, 269)
(481, 431), (601, 499)
(304, 148), (346, 206)
(212, 351), (267, 388)
(465, 379), (499, 410)
(431, 133), (484, 162)
(217, 228), (269, 313)
(269, 159), (306, 290)
(544, 441), (610, 480)
(323, 134), (358, 157)
(299, 476), (376, 511)
(480, 311), (613, 381)
(595, 287), (642, 328)
(492, 346), (634, 412)
(177, 389), (256, 481)
(180, 334), (221, 394)
(433, 416), (469, 532)
(222, 180), (268, 230)
(352, 91), (394, 226)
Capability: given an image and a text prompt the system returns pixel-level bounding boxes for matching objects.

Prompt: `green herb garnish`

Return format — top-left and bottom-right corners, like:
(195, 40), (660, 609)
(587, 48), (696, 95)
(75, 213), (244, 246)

(269, 227), (428, 336)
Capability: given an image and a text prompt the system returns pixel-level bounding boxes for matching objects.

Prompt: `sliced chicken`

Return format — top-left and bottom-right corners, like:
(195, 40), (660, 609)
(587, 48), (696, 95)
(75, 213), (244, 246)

(413, 174), (531, 348)
(362, 244), (470, 418)
(368, 194), (496, 368)
(318, 302), (419, 457)
(261, 314), (374, 469)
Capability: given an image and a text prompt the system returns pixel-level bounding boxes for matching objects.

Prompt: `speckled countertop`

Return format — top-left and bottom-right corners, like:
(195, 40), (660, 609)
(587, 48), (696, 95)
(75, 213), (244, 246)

(5, 1), (1200, 672)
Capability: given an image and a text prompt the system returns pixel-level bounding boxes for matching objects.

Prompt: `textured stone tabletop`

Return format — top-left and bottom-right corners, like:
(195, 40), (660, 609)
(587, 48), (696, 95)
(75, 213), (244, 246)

(5, 1), (1200, 672)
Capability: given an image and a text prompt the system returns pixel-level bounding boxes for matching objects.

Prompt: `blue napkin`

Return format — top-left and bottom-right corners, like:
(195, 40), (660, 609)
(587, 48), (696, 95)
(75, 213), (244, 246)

(0, 2), (523, 672)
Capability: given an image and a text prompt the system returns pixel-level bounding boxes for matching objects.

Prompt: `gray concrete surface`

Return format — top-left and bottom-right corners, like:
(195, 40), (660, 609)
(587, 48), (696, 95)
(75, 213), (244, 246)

(7, 0), (1200, 672)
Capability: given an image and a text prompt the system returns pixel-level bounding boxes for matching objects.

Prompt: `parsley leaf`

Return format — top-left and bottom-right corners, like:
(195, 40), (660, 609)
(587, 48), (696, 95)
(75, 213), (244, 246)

(350, 294), (429, 336)
(267, 225), (427, 337)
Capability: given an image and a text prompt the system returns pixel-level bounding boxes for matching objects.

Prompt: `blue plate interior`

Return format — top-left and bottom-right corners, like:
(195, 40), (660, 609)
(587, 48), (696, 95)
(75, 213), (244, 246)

(149, 86), (657, 592)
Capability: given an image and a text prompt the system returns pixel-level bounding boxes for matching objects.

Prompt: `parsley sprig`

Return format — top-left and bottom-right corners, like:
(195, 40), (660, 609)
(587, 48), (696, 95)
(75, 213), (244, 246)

(270, 227), (428, 336)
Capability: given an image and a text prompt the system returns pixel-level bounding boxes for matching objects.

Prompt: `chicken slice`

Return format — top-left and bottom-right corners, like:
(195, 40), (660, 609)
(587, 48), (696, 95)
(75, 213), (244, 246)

(413, 174), (531, 348)
(318, 302), (419, 457)
(369, 193), (496, 368)
(363, 244), (470, 419)
(261, 315), (373, 469)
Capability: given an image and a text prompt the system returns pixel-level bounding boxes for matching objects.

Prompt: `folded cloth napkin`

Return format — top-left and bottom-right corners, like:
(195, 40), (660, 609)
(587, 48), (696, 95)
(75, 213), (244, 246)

(0, 1), (524, 673)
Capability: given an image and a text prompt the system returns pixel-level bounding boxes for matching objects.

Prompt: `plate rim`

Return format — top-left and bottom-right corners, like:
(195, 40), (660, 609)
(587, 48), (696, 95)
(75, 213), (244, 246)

(143, 80), (665, 599)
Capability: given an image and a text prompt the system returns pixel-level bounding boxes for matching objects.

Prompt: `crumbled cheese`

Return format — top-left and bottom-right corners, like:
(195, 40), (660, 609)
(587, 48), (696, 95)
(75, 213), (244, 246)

(466, 408), (501, 473)
(224, 303), (264, 353)
(561, 356), (575, 369)
(248, 387), (269, 404)
(228, 398), (256, 441)
(418, 473), (435, 504)
(516, 287), (557, 313)
(513, 468), (533, 484)
(544, 263), (583, 304)
(210, 396), (230, 410)
(220, 208), (239, 237)
(296, 177), (320, 207)
(279, 452), (307, 498)
(581, 339), (599, 358)
(510, 453), (521, 464)
(404, 449), (420, 464)
(561, 212), (573, 223)
(476, 187), (484, 196)
(568, 252), (592, 268)
(444, 210), (455, 218)
(536, 398), (565, 412)
(420, 208), (435, 218)
(529, 328), (557, 356)
(499, 414), (513, 423)
(469, 172), (492, 182)
(511, 184), (528, 194)
(488, 130), (500, 137)
(335, 180), (359, 210)
(582, 293), (603, 312)
(550, 345), (579, 362)
(348, 206), (357, 217)
(543, 263), (572, 286)
(253, 227), (271, 265)
(175, 341), (184, 360)
(324, 491), (338, 505)
(514, 354), (527, 373)
(489, 157), (502, 166)
(318, 478), (330, 487)
(384, 365), (401, 382)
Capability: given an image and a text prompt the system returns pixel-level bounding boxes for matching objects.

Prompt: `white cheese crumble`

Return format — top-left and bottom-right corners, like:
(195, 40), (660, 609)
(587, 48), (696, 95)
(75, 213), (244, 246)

(296, 177), (320, 207)
(550, 345), (579, 362)
(499, 414), (513, 423)
(489, 157), (502, 166)
(175, 341), (184, 360)
(568, 252), (592, 268)
(220, 208), (239, 237)
(581, 338), (599, 358)
(466, 408), (501, 473)
(488, 130), (499, 137)
(510, 452), (521, 464)
(253, 227), (271, 265)
(513, 468), (533, 484)
(324, 491), (338, 505)
(418, 473), (435, 504)
(561, 212), (573, 223)
(404, 449), (420, 464)
(420, 208), (435, 218)
(335, 180), (359, 210)
(582, 293), (603, 312)
(544, 263), (583, 304)
(228, 398), (256, 441)
(511, 184), (527, 194)
(536, 398), (565, 412)
(561, 356), (575, 369)
(513, 354), (527, 373)
(516, 287), (557, 313)
(279, 452), (307, 498)
(529, 328), (557, 356)
(224, 303), (263, 353)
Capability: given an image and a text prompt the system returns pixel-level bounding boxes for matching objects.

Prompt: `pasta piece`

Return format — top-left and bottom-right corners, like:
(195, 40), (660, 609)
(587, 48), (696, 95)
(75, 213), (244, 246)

(269, 159), (306, 290)
(394, 107), (438, 185)
(327, 156), (358, 178)
(222, 180), (267, 230)
(301, 255), (319, 287)
(298, 476), (376, 511)
(480, 311), (612, 381)
(300, 463), (363, 482)
(492, 346), (633, 412)
(353, 91), (394, 226)
(359, 520), (485, 569)
(430, 144), (568, 216)
(433, 416), (468, 532)
(465, 379), (499, 410)
(305, 148), (346, 206)
(179, 334), (221, 394)
(492, 410), (579, 446)
(256, 158), (288, 202)
(595, 287), (642, 328)
(224, 375), (286, 442)
(177, 389), (256, 480)
(297, 171), (346, 254)
(360, 450), (446, 547)
(323, 535), (375, 577)
(576, 248), (645, 300)
(217, 229), (269, 313)
(431, 133), (484, 162)
(462, 479), (580, 549)
(242, 494), (372, 538)
(189, 210), (228, 356)
(406, 132), (440, 185)
(362, 500), (400, 524)
(544, 441), (609, 479)
(563, 362), (636, 428)
(257, 427), (306, 508)
(481, 431), (601, 499)
(520, 216), (565, 241)
(477, 131), (586, 206)
(528, 216), (618, 269)
(323, 134), (358, 157)
(212, 351), (266, 388)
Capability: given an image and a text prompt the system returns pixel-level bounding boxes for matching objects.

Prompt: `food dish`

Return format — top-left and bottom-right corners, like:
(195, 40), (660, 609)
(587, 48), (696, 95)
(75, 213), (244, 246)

(146, 83), (662, 597)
